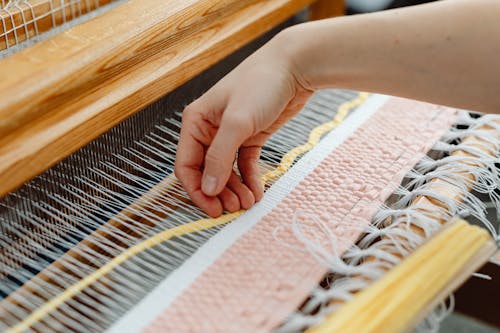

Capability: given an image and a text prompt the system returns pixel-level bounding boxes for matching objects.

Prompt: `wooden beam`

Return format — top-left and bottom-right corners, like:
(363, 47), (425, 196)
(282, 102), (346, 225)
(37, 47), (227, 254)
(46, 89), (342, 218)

(370, 119), (499, 266)
(307, 219), (496, 333)
(309, 0), (345, 20)
(315, 117), (500, 330)
(0, 0), (112, 50)
(0, 0), (316, 198)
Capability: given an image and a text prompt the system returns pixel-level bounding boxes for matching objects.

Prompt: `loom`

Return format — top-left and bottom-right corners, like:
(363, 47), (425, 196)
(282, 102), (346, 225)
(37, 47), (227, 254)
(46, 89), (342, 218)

(0, 1), (499, 332)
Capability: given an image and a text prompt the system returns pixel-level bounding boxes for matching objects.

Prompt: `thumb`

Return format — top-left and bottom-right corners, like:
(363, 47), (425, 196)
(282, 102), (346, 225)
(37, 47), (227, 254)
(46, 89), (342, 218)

(202, 113), (251, 196)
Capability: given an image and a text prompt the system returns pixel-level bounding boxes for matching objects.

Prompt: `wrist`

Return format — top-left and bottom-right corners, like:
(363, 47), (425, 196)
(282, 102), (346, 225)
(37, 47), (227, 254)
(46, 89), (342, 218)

(274, 17), (378, 92)
(275, 21), (348, 91)
(270, 26), (317, 92)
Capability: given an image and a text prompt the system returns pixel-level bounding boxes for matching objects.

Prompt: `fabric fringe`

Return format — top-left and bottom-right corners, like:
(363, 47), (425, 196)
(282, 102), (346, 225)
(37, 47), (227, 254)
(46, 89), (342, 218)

(277, 111), (499, 333)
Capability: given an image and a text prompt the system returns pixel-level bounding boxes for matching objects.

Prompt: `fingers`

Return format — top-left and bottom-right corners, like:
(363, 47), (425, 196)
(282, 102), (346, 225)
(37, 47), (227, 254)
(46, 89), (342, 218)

(238, 145), (264, 202)
(216, 171), (256, 213)
(217, 187), (240, 213)
(175, 103), (224, 217)
(191, 188), (224, 218)
(176, 166), (254, 216)
(175, 97), (254, 217)
(226, 172), (255, 209)
(175, 161), (223, 217)
(201, 112), (252, 196)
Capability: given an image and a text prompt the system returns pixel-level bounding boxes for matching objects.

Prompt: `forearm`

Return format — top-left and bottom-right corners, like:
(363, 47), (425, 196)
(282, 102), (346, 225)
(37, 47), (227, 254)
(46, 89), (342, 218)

(279, 0), (500, 113)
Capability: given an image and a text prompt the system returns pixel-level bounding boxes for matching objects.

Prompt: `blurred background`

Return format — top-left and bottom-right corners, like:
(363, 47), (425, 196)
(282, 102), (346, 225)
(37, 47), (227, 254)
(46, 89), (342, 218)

(347, 0), (436, 13)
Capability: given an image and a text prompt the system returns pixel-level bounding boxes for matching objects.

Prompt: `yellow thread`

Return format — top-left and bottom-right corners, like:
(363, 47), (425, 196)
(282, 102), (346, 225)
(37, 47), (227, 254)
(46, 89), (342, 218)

(261, 93), (369, 184)
(7, 92), (369, 333)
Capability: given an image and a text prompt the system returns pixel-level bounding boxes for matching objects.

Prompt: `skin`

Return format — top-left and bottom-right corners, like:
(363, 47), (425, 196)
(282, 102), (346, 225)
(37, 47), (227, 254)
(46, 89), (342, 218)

(174, 0), (500, 217)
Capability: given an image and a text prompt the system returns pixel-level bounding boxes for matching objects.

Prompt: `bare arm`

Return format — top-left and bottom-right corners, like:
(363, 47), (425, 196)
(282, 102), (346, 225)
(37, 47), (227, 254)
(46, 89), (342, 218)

(175, 0), (500, 217)
(287, 0), (500, 113)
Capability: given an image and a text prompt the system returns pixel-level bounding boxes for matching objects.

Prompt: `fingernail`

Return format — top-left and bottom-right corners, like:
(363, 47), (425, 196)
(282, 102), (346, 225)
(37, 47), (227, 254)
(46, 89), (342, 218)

(202, 175), (217, 195)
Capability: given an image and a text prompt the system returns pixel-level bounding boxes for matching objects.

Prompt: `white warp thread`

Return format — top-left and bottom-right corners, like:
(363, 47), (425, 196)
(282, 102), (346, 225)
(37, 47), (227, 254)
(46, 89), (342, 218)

(106, 94), (390, 333)
(278, 111), (499, 333)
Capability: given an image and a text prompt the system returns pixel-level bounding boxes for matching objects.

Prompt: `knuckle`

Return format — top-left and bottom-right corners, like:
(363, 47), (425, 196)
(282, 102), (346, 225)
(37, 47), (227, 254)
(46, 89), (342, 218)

(204, 150), (221, 166)
(224, 113), (247, 127)
(223, 115), (254, 138)
(183, 102), (201, 119)
(182, 105), (195, 118)
(238, 147), (260, 163)
(173, 165), (182, 179)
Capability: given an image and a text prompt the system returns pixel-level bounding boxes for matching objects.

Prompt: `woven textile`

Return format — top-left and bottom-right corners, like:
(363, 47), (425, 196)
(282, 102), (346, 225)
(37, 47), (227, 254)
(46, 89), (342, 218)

(143, 97), (458, 333)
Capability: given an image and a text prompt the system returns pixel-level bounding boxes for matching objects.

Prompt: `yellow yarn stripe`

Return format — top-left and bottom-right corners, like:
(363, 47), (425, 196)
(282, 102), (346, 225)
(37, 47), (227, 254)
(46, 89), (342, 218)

(306, 219), (495, 333)
(261, 92), (369, 183)
(7, 92), (369, 333)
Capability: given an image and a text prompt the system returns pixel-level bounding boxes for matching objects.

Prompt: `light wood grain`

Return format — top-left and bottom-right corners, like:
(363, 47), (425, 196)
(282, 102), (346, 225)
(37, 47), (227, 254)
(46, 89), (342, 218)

(349, 118), (499, 260)
(318, 116), (500, 331)
(404, 119), (499, 233)
(373, 119), (499, 267)
(307, 219), (496, 333)
(0, 0), (316, 312)
(0, 0), (317, 198)
(309, 0), (344, 20)
(0, 0), (111, 50)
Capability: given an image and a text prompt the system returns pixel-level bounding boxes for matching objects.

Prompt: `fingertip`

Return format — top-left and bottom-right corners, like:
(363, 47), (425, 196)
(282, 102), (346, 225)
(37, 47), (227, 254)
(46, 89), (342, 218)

(201, 174), (219, 196)
(240, 190), (255, 210)
(204, 200), (224, 218)
(206, 206), (224, 218)
(236, 181), (256, 210)
(253, 188), (264, 202)
(248, 176), (264, 202)
(218, 188), (241, 213)
(202, 150), (233, 197)
(191, 190), (223, 218)
(226, 173), (255, 210)
(237, 146), (264, 202)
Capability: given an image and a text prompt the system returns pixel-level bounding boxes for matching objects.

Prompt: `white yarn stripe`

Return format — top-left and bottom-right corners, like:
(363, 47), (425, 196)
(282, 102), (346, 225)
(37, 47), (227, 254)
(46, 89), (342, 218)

(106, 94), (390, 333)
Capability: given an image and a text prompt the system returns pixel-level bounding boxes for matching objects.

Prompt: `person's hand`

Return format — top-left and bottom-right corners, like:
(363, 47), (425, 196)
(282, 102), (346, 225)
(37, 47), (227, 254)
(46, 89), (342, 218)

(174, 32), (313, 217)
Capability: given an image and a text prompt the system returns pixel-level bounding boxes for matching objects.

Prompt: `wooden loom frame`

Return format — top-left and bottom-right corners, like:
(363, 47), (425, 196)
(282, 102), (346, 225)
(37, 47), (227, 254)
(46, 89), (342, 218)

(306, 119), (499, 333)
(0, 0), (340, 51)
(0, 0), (344, 199)
(0, 0), (344, 293)
(0, 0), (113, 50)
(0, 0), (347, 330)
(0, 92), (366, 333)
(1, 1), (498, 332)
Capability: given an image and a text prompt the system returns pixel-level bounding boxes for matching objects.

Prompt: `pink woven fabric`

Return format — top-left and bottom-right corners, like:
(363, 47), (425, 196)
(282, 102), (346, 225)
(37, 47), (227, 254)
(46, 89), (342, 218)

(145, 98), (458, 333)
